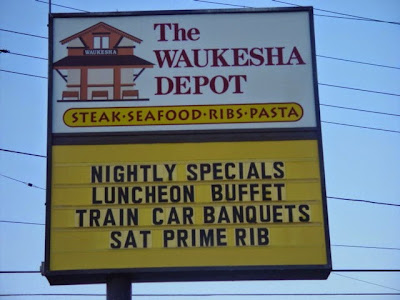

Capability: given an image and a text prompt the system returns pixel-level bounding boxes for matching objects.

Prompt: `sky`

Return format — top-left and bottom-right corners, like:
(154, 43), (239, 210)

(0, 0), (399, 299)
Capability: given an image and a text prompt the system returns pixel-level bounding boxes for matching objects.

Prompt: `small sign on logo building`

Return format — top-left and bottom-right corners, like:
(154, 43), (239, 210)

(44, 7), (331, 285)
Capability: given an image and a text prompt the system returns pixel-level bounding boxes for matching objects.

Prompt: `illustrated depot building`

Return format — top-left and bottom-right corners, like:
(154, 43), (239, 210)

(53, 22), (154, 101)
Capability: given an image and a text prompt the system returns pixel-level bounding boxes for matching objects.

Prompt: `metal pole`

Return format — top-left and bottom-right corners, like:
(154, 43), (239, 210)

(107, 276), (132, 300)
(49, 0), (51, 14)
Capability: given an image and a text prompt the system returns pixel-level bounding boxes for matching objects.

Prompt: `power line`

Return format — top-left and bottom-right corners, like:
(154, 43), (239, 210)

(0, 220), (44, 226)
(317, 55), (400, 70)
(3, 67), (400, 99)
(319, 83), (400, 97)
(7, 51), (47, 61)
(0, 148), (46, 158)
(0, 28), (47, 39)
(1, 156), (399, 206)
(35, 0), (89, 12)
(2, 269), (400, 274)
(0, 271), (40, 273)
(332, 244), (400, 251)
(194, 0), (400, 23)
(0, 174), (45, 190)
(0, 69), (47, 79)
(332, 272), (400, 292)
(3, 217), (400, 252)
(193, 0), (250, 8)
(1, 292), (400, 297)
(320, 104), (400, 117)
(322, 121), (400, 134)
(328, 196), (400, 207)
(4, 45), (400, 71)
(271, 0), (400, 25)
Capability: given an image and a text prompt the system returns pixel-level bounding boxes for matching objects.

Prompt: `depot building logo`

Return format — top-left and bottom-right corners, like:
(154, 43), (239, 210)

(54, 22), (154, 102)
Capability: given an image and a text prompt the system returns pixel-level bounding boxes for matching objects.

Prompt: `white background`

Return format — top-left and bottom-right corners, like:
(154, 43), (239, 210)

(52, 11), (317, 133)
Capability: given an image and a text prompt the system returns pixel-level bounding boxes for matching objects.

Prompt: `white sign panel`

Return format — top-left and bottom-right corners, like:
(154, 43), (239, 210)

(51, 10), (317, 133)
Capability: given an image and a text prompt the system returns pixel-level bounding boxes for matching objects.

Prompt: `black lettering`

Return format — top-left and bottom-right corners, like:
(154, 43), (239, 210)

(182, 207), (194, 224)
(163, 230), (174, 247)
(199, 229), (214, 247)
(110, 231), (122, 249)
(103, 209), (116, 226)
(245, 206), (257, 223)
(153, 208), (163, 225)
(90, 209), (101, 227)
(124, 230), (137, 248)
(168, 208), (180, 224)
(216, 228), (227, 246)
(272, 205), (283, 222)
(247, 162), (260, 179)
(235, 228), (246, 246)
(257, 228), (269, 245)
(285, 205), (296, 222)
(211, 184), (223, 201)
(127, 208), (139, 226)
(141, 230), (151, 248)
(177, 230), (189, 247)
(275, 183), (285, 200)
(217, 206), (230, 223)
(92, 188), (102, 204)
(273, 161), (285, 178)
(299, 204), (310, 222)
(91, 166), (102, 183)
(203, 206), (215, 223)
(186, 164), (197, 180)
(114, 165), (124, 182)
(76, 209), (87, 227)
(224, 162), (236, 179)
(213, 163), (223, 180)
(118, 187), (129, 204)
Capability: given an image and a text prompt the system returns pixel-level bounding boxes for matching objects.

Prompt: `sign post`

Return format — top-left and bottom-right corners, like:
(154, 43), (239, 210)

(44, 7), (331, 286)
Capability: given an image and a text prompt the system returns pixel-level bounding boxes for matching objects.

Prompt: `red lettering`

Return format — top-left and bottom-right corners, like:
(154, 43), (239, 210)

(265, 47), (285, 65)
(155, 77), (174, 95)
(287, 47), (305, 65)
(154, 23), (172, 41)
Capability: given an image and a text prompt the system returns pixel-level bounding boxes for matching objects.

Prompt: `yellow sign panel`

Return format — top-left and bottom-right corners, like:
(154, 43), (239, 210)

(62, 103), (303, 127)
(50, 140), (327, 271)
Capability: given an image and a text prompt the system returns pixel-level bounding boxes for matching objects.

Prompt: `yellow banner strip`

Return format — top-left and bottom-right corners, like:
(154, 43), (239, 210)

(63, 103), (303, 127)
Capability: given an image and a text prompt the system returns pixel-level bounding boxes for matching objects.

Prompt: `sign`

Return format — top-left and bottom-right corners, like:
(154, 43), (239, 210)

(51, 8), (317, 133)
(45, 7), (331, 285)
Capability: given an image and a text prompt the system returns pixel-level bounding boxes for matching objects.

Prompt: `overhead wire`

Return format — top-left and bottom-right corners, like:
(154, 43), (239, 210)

(3, 219), (400, 252)
(0, 174), (45, 190)
(332, 272), (400, 293)
(332, 244), (400, 251)
(0, 69), (47, 79)
(0, 148), (46, 158)
(328, 196), (400, 207)
(321, 121), (400, 134)
(3, 42), (400, 71)
(2, 68), (399, 99)
(320, 104), (400, 117)
(0, 28), (47, 39)
(35, 0), (89, 12)
(1, 292), (400, 297)
(0, 220), (44, 226)
(194, 0), (400, 24)
(6, 51), (47, 61)
(317, 55), (400, 70)
(319, 83), (400, 97)
(1, 166), (399, 207)
(271, 0), (400, 25)
(2, 269), (400, 274)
